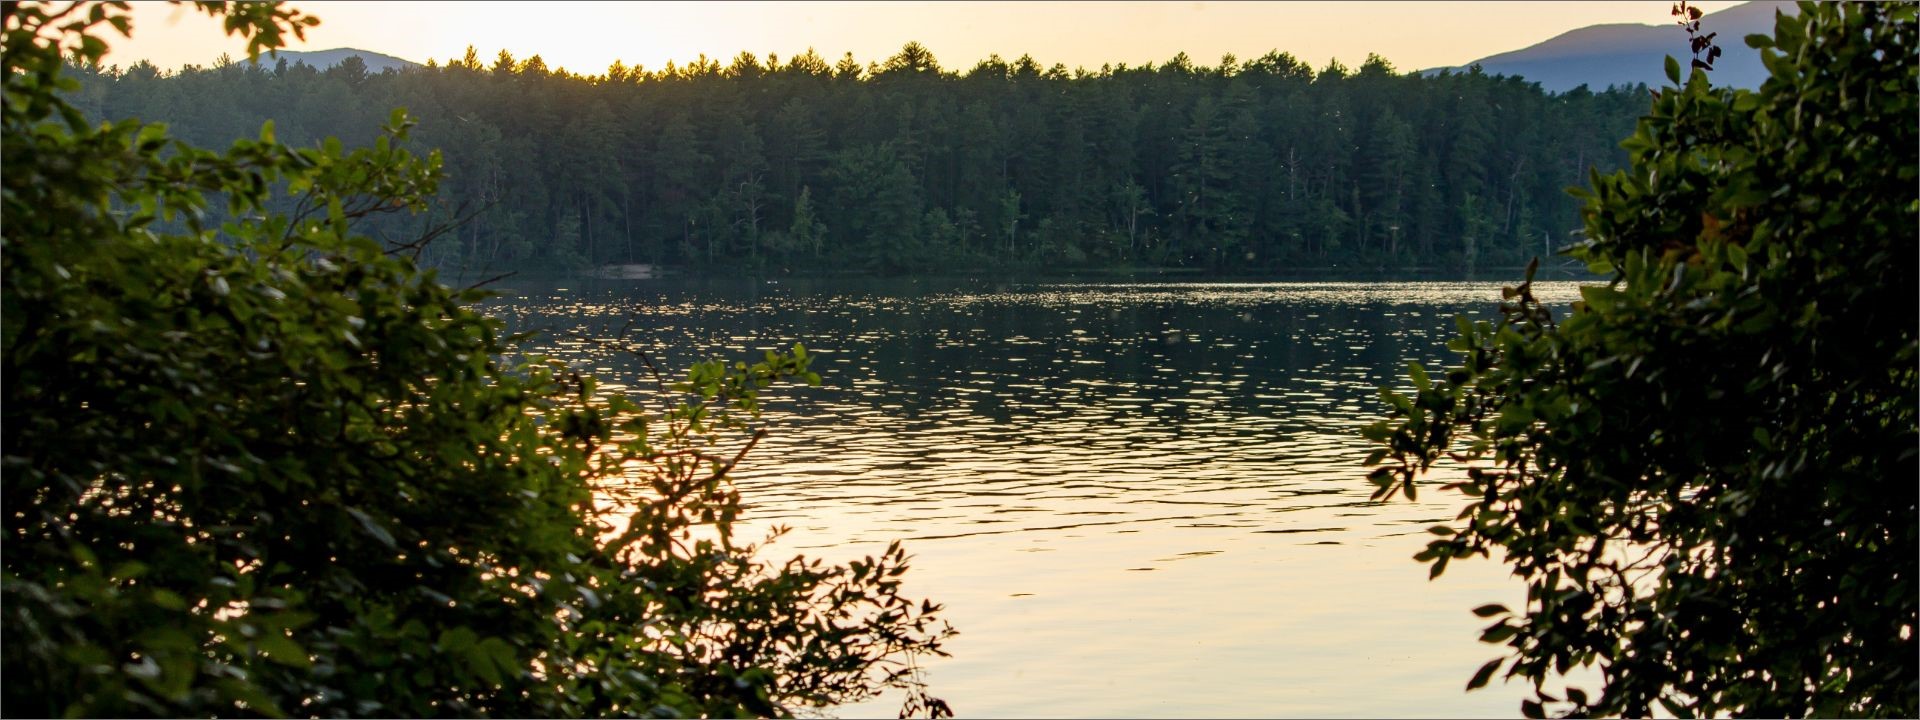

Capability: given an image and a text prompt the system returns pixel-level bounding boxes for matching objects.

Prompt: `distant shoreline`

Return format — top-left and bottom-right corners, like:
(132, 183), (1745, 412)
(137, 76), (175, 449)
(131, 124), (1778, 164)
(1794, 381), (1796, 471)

(455, 262), (1604, 295)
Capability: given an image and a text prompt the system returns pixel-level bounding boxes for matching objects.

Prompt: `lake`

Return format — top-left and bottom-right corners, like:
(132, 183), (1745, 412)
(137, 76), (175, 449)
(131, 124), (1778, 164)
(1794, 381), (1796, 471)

(483, 275), (1590, 718)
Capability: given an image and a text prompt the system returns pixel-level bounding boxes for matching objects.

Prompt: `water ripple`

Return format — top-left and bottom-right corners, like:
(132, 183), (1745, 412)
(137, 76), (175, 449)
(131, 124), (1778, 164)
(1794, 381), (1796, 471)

(487, 276), (1591, 717)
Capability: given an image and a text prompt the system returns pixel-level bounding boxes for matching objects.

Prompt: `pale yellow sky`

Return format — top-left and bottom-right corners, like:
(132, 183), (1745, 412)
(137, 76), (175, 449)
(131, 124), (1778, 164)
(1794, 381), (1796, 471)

(107, 1), (1743, 76)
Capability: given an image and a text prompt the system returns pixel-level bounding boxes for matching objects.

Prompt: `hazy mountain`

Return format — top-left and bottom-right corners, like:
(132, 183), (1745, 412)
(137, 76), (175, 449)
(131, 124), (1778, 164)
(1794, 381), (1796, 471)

(254, 48), (420, 74)
(1424, 1), (1799, 92)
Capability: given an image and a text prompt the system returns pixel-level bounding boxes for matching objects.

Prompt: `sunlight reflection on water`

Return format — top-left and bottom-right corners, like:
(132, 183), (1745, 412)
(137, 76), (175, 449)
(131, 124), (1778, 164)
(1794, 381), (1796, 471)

(489, 278), (1593, 718)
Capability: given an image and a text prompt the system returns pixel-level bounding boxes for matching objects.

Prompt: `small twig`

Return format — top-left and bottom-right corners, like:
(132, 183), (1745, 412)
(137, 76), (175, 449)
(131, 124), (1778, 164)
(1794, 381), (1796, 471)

(614, 317), (670, 393)
(704, 429), (766, 487)
(460, 270), (516, 293)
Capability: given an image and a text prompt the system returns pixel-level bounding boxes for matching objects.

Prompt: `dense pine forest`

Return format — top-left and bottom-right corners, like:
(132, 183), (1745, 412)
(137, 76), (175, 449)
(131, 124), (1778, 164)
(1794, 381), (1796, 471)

(68, 44), (1652, 274)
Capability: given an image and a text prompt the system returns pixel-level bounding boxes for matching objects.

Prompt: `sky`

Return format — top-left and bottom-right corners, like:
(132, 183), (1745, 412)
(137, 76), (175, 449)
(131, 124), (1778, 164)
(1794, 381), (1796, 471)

(106, 1), (1746, 76)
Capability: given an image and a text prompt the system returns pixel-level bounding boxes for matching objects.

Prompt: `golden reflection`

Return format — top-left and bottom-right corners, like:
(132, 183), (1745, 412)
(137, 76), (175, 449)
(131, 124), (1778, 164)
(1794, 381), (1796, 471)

(493, 278), (1599, 715)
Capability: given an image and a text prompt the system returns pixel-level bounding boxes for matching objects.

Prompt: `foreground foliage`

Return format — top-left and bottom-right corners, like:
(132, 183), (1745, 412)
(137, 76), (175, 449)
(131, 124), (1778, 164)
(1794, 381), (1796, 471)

(1367, 3), (1916, 716)
(2, 2), (950, 716)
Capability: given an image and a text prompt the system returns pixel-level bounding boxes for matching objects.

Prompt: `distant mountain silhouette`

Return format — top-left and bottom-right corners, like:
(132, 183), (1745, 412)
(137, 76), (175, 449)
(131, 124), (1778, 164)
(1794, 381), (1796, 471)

(1423, 1), (1798, 92)
(254, 48), (420, 74)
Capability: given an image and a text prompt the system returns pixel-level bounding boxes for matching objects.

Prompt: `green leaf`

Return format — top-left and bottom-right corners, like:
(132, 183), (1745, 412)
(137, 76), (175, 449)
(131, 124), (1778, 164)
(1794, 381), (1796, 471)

(1665, 55), (1681, 85)
(472, 637), (519, 685)
(148, 589), (188, 611)
(217, 677), (287, 718)
(1467, 657), (1503, 690)
(1480, 623), (1519, 643)
(1378, 387), (1413, 413)
(255, 633), (311, 669)
(110, 561), (148, 580)
(345, 507), (397, 549)
(437, 626), (478, 653)
(1360, 421), (1395, 442)
(79, 34), (107, 62)
(326, 195), (345, 230)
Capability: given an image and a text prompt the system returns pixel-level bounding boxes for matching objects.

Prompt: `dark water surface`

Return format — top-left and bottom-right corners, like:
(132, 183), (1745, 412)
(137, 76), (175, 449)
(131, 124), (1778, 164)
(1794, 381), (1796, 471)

(484, 276), (1589, 718)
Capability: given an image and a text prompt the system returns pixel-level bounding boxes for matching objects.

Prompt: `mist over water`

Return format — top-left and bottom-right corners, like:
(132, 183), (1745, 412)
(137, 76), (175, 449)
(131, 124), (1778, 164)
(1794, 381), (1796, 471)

(488, 277), (1588, 717)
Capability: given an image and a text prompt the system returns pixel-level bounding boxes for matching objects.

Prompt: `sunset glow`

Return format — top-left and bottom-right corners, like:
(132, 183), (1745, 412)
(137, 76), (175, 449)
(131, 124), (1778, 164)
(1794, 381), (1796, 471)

(110, 1), (1742, 76)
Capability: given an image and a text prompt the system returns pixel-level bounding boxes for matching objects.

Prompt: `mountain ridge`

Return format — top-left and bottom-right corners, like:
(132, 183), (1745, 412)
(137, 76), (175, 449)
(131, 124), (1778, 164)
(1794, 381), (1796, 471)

(251, 47), (420, 73)
(1423, 1), (1800, 92)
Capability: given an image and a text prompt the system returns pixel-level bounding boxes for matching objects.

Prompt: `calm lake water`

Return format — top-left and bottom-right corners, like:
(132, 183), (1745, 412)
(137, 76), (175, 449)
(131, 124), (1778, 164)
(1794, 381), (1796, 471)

(484, 275), (1590, 718)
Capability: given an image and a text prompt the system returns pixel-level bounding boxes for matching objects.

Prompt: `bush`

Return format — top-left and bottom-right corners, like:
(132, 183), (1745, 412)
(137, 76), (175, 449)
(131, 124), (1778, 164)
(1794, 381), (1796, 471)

(1, 3), (950, 717)
(1366, 3), (1916, 717)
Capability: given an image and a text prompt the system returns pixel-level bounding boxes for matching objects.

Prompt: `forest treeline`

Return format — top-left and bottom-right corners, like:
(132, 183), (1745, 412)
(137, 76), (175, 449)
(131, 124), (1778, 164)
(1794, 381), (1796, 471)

(68, 44), (1654, 274)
